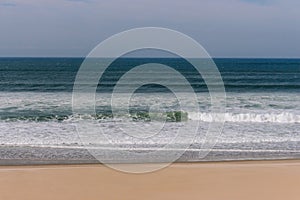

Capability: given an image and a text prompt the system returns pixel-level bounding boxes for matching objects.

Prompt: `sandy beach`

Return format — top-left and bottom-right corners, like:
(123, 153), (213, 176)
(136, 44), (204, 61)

(0, 160), (300, 200)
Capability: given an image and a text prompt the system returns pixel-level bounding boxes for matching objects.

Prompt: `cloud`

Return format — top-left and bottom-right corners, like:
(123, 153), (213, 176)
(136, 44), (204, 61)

(0, 2), (16, 6)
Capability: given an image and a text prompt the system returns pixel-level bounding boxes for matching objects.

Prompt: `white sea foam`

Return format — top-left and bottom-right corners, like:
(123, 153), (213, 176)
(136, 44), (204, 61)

(188, 112), (300, 123)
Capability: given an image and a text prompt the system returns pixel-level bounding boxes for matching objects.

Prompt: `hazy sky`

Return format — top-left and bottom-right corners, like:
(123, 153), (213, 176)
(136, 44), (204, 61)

(0, 0), (300, 57)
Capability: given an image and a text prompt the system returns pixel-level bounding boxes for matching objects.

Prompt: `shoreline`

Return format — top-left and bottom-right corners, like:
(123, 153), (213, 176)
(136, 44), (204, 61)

(1, 157), (300, 166)
(1, 144), (300, 165)
(1, 159), (300, 200)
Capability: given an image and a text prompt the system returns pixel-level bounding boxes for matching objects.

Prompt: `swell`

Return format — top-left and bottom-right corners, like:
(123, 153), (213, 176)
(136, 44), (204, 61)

(1, 83), (299, 92)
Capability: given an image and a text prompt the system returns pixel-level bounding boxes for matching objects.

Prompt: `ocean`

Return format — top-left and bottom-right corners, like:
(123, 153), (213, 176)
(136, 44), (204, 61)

(0, 58), (299, 164)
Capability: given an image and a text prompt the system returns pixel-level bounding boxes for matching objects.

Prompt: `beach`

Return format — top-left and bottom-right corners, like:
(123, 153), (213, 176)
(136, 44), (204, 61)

(0, 59), (299, 199)
(1, 160), (300, 200)
(1, 0), (300, 199)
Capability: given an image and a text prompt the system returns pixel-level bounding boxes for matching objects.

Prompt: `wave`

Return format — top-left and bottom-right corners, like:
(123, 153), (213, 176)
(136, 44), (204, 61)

(188, 112), (300, 123)
(1, 83), (300, 93)
(0, 111), (299, 123)
(0, 111), (188, 122)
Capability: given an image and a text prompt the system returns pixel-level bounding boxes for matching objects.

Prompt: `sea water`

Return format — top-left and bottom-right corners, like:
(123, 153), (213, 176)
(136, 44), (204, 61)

(0, 58), (299, 164)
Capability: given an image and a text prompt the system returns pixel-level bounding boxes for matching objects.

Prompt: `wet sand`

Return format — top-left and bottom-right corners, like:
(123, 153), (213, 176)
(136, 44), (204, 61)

(0, 160), (300, 200)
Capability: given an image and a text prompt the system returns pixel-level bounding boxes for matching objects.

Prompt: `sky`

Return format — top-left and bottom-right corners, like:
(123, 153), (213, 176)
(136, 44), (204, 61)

(0, 0), (300, 58)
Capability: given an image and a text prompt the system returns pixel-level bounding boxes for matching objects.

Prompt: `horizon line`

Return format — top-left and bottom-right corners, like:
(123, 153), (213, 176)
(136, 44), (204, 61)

(0, 56), (300, 59)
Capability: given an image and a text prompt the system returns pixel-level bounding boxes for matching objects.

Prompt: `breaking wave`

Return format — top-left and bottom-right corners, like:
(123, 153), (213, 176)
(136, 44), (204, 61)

(188, 112), (300, 123)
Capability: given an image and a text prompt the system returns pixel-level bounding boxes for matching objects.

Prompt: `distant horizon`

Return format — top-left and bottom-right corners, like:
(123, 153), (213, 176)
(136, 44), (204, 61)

(0, 56), (300, 59)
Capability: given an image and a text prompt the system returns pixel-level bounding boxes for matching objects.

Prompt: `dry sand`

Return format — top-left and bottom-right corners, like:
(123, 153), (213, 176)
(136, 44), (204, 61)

(1, 160), (300, 200)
